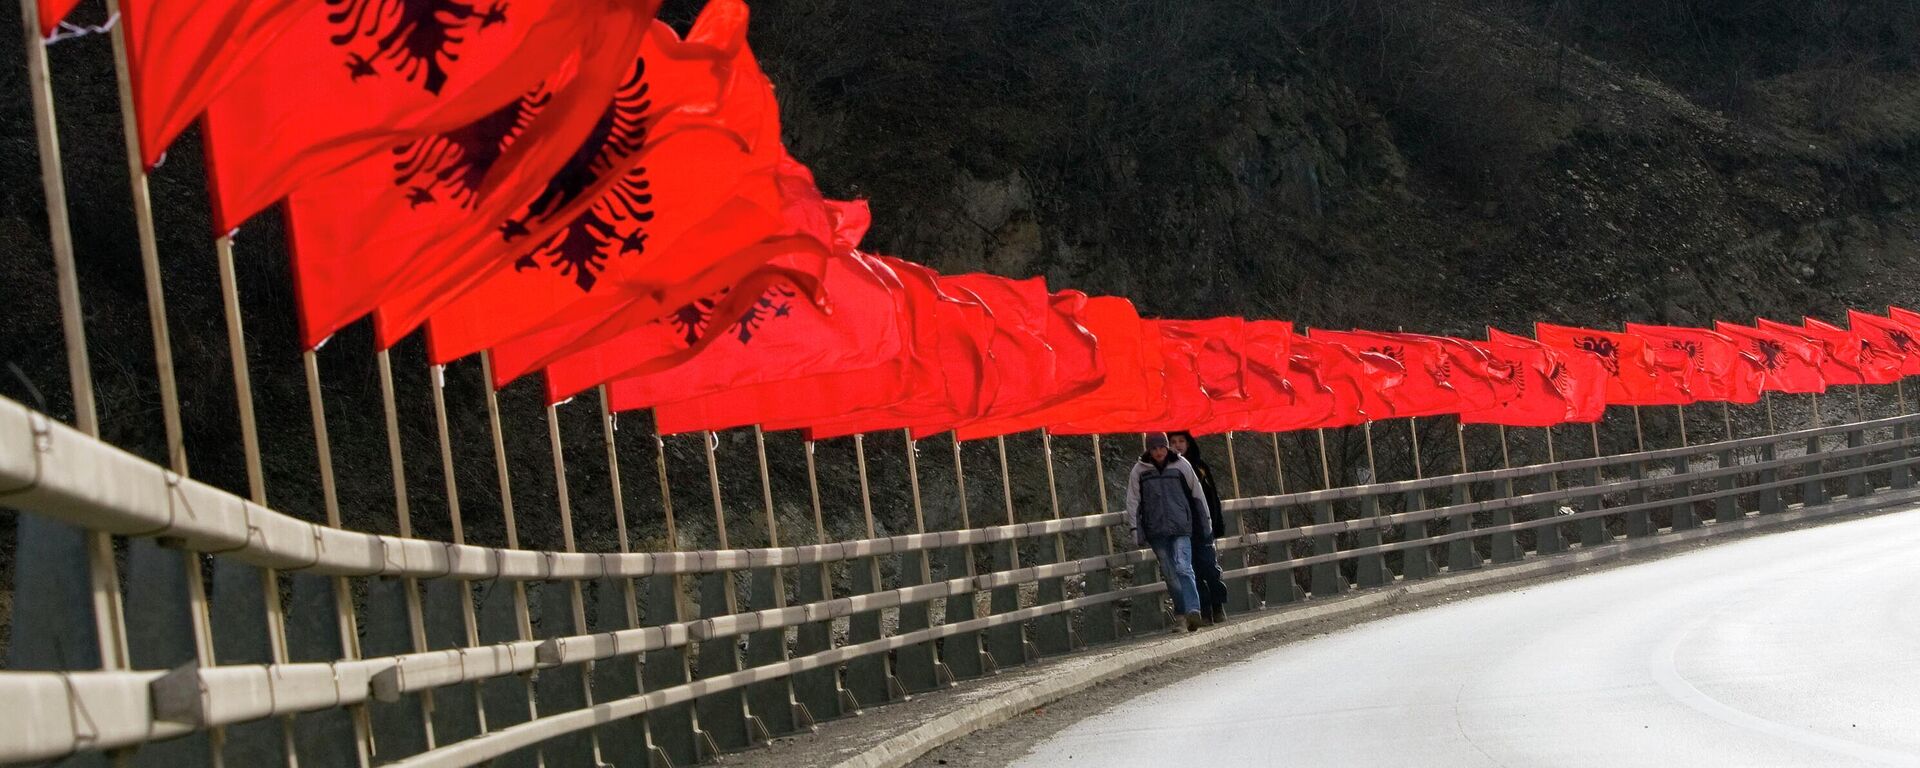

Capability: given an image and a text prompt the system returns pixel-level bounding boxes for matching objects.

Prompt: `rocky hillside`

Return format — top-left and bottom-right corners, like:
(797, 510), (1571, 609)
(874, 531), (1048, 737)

(3, 0), (1919, 592)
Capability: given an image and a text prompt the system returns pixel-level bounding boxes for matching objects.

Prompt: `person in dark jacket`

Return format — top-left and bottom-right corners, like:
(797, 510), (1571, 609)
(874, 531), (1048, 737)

(1170, 431), (1229, 625)
(1126, 432), (1213, 633)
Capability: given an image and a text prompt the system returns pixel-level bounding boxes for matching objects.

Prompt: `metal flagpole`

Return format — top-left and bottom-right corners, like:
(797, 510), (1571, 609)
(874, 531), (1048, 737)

(1456, 423), (1471, 477)
(379, 351), (437, 748)
(950, 435), (992, 672)
(853, 434), (907, 697)
(803, 439), (857, 708)
(600, 391), (668, 760)
(1271, 433), (1288, 493)
(1853, 386), (1867, 423)
(1764, 392), (1777, 433)
(1091, 435), (1110, 514)
(1812, 392), (1823, 427)
(104, 0), (187, 477)
(704, 430), (766, 740)
(1632, 405), (1646, 451)
(1590, 422), (1602, 457)
(18, 0), (126, 681)
(1316, 429), (1334, 488)
(758, 428), (812, 716)
(305, 350), (373, 764)
(1722, 401), (1734, 441)
(657, 425), (716, 753)
(480, 352), (542, 748)
(552, 407), (608, 761)
(438, 367), (488, 735)
(1409, 418), (1423, 479)
(1224, 431), (1243, 497)
(901, 430), (951, 685)
(1677, 404), (1688, 447)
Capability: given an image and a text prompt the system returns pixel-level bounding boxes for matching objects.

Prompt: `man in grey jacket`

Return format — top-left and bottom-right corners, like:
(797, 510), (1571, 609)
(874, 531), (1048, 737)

(1125, 433), (1213, 632)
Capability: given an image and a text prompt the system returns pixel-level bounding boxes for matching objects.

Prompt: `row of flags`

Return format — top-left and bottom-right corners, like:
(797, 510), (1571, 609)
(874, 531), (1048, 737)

(52, 1), (1920, 442)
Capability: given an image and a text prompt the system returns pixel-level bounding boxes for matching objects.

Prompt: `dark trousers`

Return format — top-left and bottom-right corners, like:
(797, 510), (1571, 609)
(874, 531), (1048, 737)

(1192, 535), (1227, 612)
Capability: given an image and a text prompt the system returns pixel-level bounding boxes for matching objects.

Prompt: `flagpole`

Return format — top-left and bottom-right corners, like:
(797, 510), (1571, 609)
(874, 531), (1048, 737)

(1039, 429), (1075, 650)
(600, 391), (666, 757)
(1362, 422), (1379, 484)
(554, 408), (608, 761)
(904, 430), (953, 684)
(1632, 405), (1646, 452)
(20, 0), (97, 436)
(1498, 425), (1512, 469)
(104, 0), (189, 477)
(1456, 423), (1471, 477)
(1677, 404), (1688, 447)
(20, 0), (129, 682)
(804, 439), (854, 707)
(307, 350), (373, 764)
(1271, 433), (1289, 493)
(1090, 435), (1109, 514)
(1853, 385), (1866, 424)
(853, 433), (905, 697)
(1224, 431), (1243, 497)
(1722, 401), (1734, 441)
(951, 436), (992, 671)
(1316, 428), (1334, 488)
(702, 429), (764, 743)
(1409, 418), (1423, 479)
(761, 427), (815, 719)
(1812, 392), (1823, 427)
(1764, 392), (1777, 433)
(658, 426), (716, 748)
(1589, 422), (1602, 458)
(379, 351), (437, 747)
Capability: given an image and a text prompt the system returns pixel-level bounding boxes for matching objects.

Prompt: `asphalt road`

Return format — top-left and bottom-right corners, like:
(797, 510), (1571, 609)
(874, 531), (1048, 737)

(1013, 507), (1920, 767)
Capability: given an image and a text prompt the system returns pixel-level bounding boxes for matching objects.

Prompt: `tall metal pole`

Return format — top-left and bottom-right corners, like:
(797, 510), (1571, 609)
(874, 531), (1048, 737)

(1764, 392), (1777, 433)
(21, 0), (125, 678)
(1409, 418), (1424, 479)
(552, 407), (607, 762)
(1271, 433), (1288, 493)
(20, 0), (96, 437)
(438, 366), (488, 735)
(305, 350), (373, 765)
(379, 351), (437, 748)
(104, 0), (188, 477)
(480, 352), (541, 749)
(1315, 429), (1334, 489)
(1677, 404), (1688, 447)
(1224, 431), (1243, 497)
(1632, 405), (1646, 452)
(1722, 401), (1734, 441)
(600, 391), (663, 757)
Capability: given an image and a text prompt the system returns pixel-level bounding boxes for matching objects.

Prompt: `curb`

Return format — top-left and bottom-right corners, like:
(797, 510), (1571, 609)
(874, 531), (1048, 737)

(833, 488), (1920, 768)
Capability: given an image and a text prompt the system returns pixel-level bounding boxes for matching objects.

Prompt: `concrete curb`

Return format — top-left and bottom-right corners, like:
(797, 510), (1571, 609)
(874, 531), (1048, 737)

(833, 488), (1920, 768)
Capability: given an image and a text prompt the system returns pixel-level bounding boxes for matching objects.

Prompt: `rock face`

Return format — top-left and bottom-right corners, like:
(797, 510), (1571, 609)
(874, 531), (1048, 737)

(2, 0), (1919, 563)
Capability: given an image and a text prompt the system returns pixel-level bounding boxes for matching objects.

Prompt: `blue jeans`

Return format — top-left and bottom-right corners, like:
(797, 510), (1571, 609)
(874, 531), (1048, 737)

(1149, 535), (1201, 615)
(1192, 535), (1225, 612)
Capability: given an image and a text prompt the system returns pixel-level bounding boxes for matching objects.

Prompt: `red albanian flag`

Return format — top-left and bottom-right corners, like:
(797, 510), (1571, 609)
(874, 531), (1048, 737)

(1411, 334), (1509, 413)
(951, 291), (1110, 441)
(1812, 314), (1903, 384)
(1057, 320), (1211, 434)
(1716, 321), (1827, 394)
(905, 275), (1062, 438)
(33, 0), (84, 36)
(1464, 329), (1605, 426)
(203, 0), (666, 231)
(646, 255), (975, 436)
(383, 8), (789, 353)
(592, 249), (903, 412)
(1162, 318), (1249, 402)
(1536, 323), (1688, 406)
(1889, 306), (1920, 348)
(1309, 329), (1461, 418)
(474, 164), (846, 390)
(1274, 334), (1379, 430)
(123, 0), (326, 170)
(275, 5), (750, 349)
(757, 261), (999, 440)
(1049, 317), (1172, 436)
(1623, 323), (1762, 404)
(512, 199), (872, 399)
(1849, 310), (1920, 376)
(1758, 317), (1874, 386)
(1194, 320), (1294, 434)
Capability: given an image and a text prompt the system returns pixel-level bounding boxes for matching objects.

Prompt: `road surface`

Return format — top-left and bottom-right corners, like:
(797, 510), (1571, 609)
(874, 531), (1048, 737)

(1014, 507), (1920, 767)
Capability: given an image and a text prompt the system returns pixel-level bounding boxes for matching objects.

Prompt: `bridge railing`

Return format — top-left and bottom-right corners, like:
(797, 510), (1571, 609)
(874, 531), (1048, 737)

(4, 390), (1916, 766)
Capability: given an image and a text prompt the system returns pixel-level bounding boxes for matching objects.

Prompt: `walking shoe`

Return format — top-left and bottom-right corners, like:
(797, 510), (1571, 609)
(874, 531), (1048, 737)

(1168, 622), (1186, 635)
(1196, 608), (1215, 627)
(1185, 611), (1203, 632)
(1210, 605), (1226, 624)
